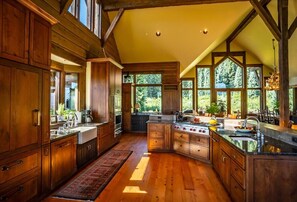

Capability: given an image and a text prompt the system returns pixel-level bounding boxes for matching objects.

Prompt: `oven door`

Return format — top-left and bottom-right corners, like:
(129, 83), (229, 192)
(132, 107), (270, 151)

(114, 112), (122, 137)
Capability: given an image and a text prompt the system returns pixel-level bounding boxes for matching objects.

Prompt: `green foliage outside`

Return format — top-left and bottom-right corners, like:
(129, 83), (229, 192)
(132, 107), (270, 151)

(215, 58), (242, 88)
(182, 90), (193, 111)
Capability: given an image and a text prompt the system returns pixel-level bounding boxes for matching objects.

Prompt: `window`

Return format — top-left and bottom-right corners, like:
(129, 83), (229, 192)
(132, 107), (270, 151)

(289, 88), (293, 111)
(266, 90), (277, 111)
(133, 74), (162, 113)
(247, 66), (262, 113)
(68, 0), (102, 37)
(197, 67), (211, 111)
(181, 79), (194, 111)
(50, 70), (61, 115)
(215, 58), (243, 88)
(65, 73), (79, 110)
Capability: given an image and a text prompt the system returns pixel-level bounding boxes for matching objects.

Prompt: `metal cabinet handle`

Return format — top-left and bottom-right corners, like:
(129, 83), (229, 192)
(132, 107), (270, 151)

(1, 160), (23, 171)
(211, 137), (218, 142)
(58, 141), (71, 148)
(222, 156), (226, 163)
(32, 109), (40, 126)
(0, 186), (24, 201)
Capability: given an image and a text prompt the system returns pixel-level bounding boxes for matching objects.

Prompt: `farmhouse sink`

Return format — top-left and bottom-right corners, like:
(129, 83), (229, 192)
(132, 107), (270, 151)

(70, 126), (97, 144)
(230, 136), (257, 142)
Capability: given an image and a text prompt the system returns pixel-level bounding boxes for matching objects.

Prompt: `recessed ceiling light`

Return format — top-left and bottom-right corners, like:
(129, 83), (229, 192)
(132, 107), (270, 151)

(202, 28), (208, 34)
(156, 31), (161, 37)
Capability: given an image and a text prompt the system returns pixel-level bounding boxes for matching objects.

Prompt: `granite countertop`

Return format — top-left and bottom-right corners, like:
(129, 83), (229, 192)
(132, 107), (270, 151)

(212, 129), (297, 155)
(50, 130), (79, 142)
(146, 120), (175, 124)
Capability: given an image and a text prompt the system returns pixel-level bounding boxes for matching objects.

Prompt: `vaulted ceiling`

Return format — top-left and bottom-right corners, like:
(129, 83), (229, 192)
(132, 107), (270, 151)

(106, 0), (297, 80)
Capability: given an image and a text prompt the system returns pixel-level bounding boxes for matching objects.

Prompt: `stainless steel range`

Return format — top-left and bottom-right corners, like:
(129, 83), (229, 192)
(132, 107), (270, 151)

(173, 122), (209, 136)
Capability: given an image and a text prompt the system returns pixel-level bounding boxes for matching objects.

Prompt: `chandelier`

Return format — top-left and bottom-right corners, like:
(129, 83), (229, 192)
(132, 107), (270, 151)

(265, 39), (279, 90)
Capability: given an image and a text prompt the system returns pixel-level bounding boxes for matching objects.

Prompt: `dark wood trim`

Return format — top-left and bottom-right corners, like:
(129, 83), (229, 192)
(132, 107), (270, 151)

(226, 0), (271, 51)
(102, 0), (249, 11)
(60, 0), (73, 15)
(278, 0), (289, 127)
(250, 0), (281, 41)
(101, 8), (124, 47)
(288, 17), (297, 39)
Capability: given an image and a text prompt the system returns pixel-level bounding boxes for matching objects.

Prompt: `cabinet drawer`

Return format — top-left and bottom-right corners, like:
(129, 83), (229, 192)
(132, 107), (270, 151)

(0, 151), (39, 184)
(220, 140), (232, 154)
(149, 124), (164, 132)
(230, 177), (245, 202)
(212, 132), (220, 142)
(0, 175), (38, 202)
(173, 132), (189, 142)
(191, 135), (209, 146)
(173, 141), (190, 155)
(231, 160), (245, 189)
(149, 138), (164, 150)
(190, 144), (209, 159)
(231, 148), (245, 169)
(149, 131), (164, 139)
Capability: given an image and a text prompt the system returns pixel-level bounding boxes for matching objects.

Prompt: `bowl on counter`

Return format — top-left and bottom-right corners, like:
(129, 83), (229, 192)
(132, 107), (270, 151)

(234, 126), (254, 133)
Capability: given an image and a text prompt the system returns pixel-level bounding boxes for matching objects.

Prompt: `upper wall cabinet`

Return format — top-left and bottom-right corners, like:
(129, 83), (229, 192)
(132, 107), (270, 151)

(0, 0), (51, 69)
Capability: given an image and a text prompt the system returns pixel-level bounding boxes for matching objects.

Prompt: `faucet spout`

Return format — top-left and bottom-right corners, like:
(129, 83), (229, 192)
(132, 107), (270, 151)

(243, 116), (261, 138)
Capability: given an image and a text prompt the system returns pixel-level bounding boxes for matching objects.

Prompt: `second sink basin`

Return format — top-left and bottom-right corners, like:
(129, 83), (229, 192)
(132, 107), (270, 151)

(70, 126), (97, 144)
(231, 136), (257, 142)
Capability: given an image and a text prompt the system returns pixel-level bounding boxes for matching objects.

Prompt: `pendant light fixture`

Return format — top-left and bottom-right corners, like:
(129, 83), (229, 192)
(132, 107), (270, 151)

(265, 39), (279, 90)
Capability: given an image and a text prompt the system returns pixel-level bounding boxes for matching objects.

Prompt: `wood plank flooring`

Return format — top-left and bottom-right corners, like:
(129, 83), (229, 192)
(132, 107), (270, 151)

(44, 133), (231, 202)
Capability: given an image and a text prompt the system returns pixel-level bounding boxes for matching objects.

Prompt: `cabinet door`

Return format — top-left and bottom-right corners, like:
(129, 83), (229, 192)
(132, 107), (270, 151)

(212, 135), (220, 173)
(109, 64), (115, 96)
(115, 66), (122, 95)
(0, 66), (11, 154)
(11, 67), (41, 151)
(219, 150), (231, 192)
(0, 0), (29, 64)
(29, 13), (51, 69)
(51, 137), (76, 189)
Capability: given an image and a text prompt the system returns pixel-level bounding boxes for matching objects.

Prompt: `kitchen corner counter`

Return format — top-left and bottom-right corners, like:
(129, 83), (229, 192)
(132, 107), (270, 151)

(211, 128), (297, 155)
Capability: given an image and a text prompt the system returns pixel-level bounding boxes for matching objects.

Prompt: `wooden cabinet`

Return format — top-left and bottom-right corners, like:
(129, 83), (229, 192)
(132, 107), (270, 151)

(147, 123), (172, 152)
(41, 144), (51, 196)
(162, 85), (180, 114)
(210, 131), (220, 173)
(77, 138), (97, 168)
(97, 123), (117, 155)
(219, 150), (231, 192)
(0, 0), (29, 64)
(51, 135), (77, 190)
(173, 131), (190, 155)
(42, 71), (50, 145)
(0, 0), (51, 69)
(189, 134), (209, 162)
(0, 66), (42, 156)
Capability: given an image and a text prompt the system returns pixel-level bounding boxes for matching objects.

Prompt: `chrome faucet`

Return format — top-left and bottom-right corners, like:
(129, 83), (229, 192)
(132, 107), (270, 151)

(243, 116), (262, 138)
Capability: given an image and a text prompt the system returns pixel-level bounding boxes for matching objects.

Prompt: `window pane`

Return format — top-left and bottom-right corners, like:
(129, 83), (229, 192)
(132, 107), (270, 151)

(217, 91), (227, 112)
(50, 71), (60, 115)
(79, 0), (90, 28)
(247, 90), (261, 113)
(197, 68), (210, 88)
(65, 73), (79, 110)
(182, 80), (193, 88)
(94, 2), (101, 38)
(215, 58), (243, 88)
(231, 91), (241, 114)
(247, 67), (261, 88)
(136, 86), (162, 113)
(68, 0), (75, 15)
(266, 90), (277, 111)
(136, 74), (161, 84)
(197, 90), (211, 110)
(182, 90), (193, 111)
(123, 73), (134, 83)
(289, 88), (293, 111)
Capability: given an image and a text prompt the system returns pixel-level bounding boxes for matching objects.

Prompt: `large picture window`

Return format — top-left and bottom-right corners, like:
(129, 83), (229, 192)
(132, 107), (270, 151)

(197, 67), (211, 111)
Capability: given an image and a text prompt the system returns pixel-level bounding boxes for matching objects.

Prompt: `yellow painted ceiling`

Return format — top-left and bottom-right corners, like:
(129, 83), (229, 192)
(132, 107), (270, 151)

(109, 0), (297, 80)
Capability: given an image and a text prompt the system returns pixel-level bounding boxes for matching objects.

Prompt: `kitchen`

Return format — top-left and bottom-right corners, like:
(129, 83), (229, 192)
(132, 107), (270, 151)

(1, 0), (297, 202)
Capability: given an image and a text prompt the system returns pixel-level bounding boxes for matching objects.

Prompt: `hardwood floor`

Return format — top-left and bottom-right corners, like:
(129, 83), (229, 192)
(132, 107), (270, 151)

(44, 133), (231, 202)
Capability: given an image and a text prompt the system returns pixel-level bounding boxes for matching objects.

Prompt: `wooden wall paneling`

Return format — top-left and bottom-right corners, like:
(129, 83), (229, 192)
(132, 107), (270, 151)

(41, 144), (51, 196)
(51, 44), (86, 67)
(0, 0), (29, 64)
(79, 71), (86, 110)
(122, 83), (132, 132)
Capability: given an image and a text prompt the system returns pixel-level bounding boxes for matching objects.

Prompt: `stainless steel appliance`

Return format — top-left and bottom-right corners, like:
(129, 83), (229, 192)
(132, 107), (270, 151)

(83, 109), (93, 123)
(114, 94), (122, 137)
(173, 122), (209, 136)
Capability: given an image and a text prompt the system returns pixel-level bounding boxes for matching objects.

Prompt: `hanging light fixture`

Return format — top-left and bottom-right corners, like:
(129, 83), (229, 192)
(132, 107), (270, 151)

(265, 39), (279, 90)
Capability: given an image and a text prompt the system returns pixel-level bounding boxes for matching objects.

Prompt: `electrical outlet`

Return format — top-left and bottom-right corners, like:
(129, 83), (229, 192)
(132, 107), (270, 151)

(292, 136), (297, 143)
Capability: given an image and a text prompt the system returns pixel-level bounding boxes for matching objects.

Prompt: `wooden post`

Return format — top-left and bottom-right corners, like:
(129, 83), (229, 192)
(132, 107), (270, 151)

(278, 0), (289, 127)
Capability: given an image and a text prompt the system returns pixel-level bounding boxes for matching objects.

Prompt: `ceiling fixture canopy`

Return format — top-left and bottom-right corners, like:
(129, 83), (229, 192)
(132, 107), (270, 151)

(265, 39), (279, 90)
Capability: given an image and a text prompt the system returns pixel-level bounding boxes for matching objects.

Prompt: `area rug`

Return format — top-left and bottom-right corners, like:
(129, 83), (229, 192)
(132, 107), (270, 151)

(53, 149), (132, 201)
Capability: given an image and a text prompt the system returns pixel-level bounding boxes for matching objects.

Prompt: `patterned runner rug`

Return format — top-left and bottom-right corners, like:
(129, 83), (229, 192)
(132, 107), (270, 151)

(53, 149), (132, 201)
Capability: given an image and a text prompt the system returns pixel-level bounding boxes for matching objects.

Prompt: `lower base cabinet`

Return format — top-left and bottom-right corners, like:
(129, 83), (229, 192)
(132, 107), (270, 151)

(51, 135), (77, 190)
(77, 138), (97, 168)
(97, 123), (118, 155)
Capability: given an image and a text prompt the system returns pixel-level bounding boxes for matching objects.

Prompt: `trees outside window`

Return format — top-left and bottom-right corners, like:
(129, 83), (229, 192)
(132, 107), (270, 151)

(181, 79), (194, 112)
(197, 67), (211, 111)
(247, 66), (262, 113)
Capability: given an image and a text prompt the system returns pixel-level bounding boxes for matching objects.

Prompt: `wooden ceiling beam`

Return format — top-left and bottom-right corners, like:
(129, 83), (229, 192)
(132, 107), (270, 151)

(101, 8), (125, 47)
(250, 0), (281, 41)
(226, 0), (271, 52)
(60, 0), (74, 15)
(288, 17), (297, 39)
(101, 0), (249, 11)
